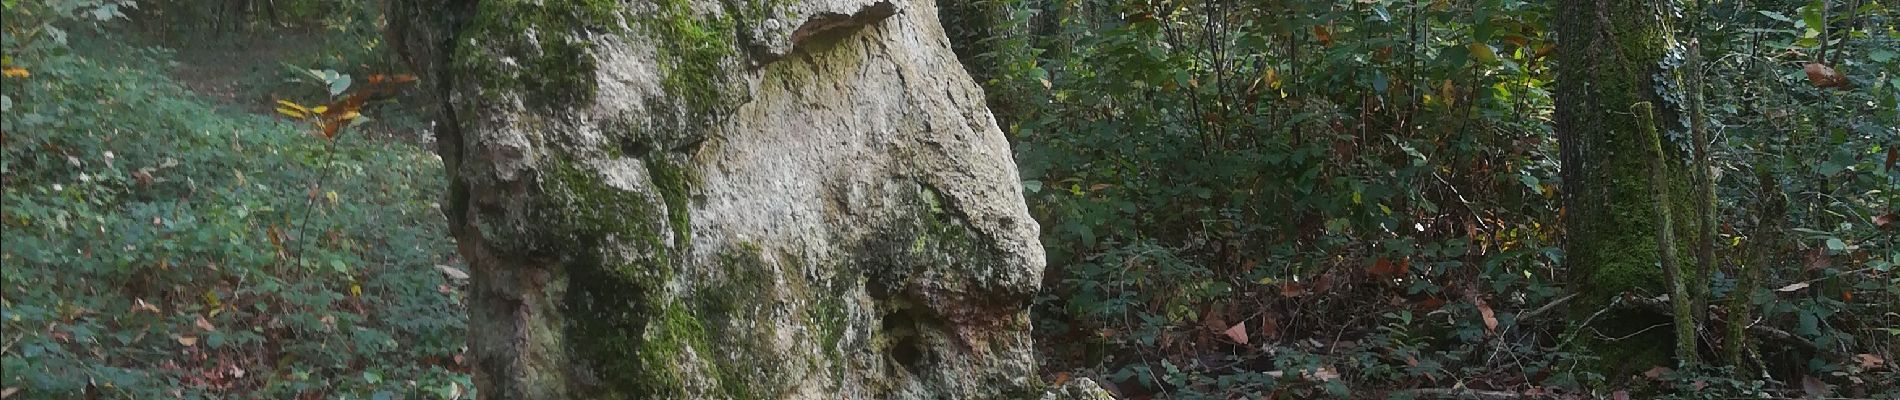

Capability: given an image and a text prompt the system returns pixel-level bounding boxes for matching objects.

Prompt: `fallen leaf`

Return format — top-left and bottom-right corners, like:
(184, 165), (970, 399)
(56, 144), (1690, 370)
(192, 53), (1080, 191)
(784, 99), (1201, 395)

(132, 298), (161, 314)
(1050, 371), (1071, 386)
(1, 67), (28, 78)
(1775, 282), (1811, 292)
(1306, 366), (1340, 381)
(1, 387), (18, 399)
(1803, 63), (1848, 88)
(1643, 366), (1672, 380)
(1223, 322), (1249, 344)
(1876, 213), (1896, 229)
(1311, 273), (1335, 294)
(1368, 257), (1396, 277)
(1259, 312), (1281, 339)
(1856, 353), (1885, 369)
(1477, 299), (1499, 333)
(194, 315), (217, 332)
(1612, 390), (1630, 400)
(177, 336), (198, 347)
(1280, 282), (1306, 297)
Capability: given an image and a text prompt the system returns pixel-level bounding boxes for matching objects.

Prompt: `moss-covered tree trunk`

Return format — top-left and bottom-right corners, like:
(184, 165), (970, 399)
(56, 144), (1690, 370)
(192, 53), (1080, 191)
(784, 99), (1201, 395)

(384, 0), (1111, 398)
(1554, 0), (1704, 370)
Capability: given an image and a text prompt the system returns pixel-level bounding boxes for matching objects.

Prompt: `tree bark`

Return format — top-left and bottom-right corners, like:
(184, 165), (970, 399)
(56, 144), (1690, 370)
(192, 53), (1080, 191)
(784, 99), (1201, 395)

(1554, 0), (1703, 370)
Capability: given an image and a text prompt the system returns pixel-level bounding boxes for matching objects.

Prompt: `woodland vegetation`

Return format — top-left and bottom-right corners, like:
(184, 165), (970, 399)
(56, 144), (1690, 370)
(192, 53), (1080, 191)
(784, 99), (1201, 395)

(1, 0), (1897, 398)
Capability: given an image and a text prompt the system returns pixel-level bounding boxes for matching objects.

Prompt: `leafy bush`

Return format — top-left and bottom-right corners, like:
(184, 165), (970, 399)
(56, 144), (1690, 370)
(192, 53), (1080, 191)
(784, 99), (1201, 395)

(963, 0), (1900, 396)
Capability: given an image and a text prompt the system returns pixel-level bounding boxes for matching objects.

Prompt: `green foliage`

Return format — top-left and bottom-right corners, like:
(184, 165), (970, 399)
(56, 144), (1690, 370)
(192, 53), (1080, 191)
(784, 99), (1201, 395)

(0, 12), (468, 399)
(968, 0), (1899, 396)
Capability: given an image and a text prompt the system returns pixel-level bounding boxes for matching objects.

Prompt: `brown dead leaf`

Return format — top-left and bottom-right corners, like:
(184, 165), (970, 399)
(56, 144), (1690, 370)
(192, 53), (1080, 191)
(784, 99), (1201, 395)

(1368, 257), (1397, 278)
(1875, 213), (1897, 229)
(1050, 372), (1071, 387)
(1643, 366), (1673, 380)
(194, 315), (217, 332)
(1477, 299), (1499, 334)
(0, 387), (18, 399)
(1856, 354), (1886, 369)
(1612, 390), (1631, 400)
(1804, 63), (1849, 88)
(1223, 322), (1249, 345)
(1280, 282), (1307, 298)
(1259, 312), (1281, 339)
(1311, 273), (1335, 294)
(132, 298), (161, 314)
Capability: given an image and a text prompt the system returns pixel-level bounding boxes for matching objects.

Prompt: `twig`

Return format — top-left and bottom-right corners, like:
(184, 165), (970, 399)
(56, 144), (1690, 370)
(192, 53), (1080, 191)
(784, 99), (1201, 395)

(1515, 293), (1578, 323)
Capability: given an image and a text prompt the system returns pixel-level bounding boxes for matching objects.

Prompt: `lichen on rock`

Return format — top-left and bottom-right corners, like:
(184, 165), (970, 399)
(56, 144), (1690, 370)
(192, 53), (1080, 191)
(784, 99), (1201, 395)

(388, 0), (1052, 397)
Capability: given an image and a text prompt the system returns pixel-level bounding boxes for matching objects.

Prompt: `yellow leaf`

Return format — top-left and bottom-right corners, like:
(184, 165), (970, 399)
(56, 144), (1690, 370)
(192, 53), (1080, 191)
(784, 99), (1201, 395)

(275, 107), (307, 119)
(311, 105), (329, 114)
(349, 283), (362, 297)
(1, 67), (28, 78)
(1469, 43), (1498, 63)
(275, 99), (309, 113)
(177, 336), (198, 347)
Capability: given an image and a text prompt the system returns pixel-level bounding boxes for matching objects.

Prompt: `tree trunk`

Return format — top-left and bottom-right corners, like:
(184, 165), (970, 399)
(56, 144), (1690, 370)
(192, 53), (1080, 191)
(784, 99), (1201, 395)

(385, 0), (1091, 398)
(1554, 0), (1703, 370)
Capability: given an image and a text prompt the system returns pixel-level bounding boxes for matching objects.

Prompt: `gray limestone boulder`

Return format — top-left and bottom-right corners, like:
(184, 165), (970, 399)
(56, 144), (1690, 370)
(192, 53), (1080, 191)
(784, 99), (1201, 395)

(386, 0), (1053, 398)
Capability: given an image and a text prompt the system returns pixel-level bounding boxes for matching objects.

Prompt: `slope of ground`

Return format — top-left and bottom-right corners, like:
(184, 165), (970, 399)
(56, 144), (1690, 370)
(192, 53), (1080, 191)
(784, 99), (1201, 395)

(0, 32), (471, 399)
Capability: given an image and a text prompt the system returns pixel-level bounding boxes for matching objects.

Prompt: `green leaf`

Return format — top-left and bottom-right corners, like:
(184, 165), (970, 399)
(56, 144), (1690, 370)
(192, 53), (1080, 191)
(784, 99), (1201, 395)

(1758, 10), (1794, 23)
(328, 74), (353, 96)
(1870, 49), (1896, 62)
(1825, 237), (1846, 252)
(1800, 2), (1825, 32)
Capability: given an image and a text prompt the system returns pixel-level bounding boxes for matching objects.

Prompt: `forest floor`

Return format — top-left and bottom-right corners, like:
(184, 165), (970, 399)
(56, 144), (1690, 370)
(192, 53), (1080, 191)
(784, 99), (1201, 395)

(1, 26), (472, 398)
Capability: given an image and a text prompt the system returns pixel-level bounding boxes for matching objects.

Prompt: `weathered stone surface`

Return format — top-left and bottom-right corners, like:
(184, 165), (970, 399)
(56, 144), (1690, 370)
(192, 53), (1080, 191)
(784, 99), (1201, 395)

(1040, 378), (1117, 400)
(388, 0), (1047, 398)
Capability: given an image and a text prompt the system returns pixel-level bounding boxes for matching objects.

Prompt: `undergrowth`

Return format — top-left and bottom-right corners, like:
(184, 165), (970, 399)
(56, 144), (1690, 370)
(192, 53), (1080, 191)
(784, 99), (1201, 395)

(0, 14), (470, 399)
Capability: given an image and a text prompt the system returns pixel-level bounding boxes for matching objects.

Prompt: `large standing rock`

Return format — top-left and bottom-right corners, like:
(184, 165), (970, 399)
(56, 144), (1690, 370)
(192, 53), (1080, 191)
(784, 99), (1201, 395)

(387, 0), (1050, 398)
